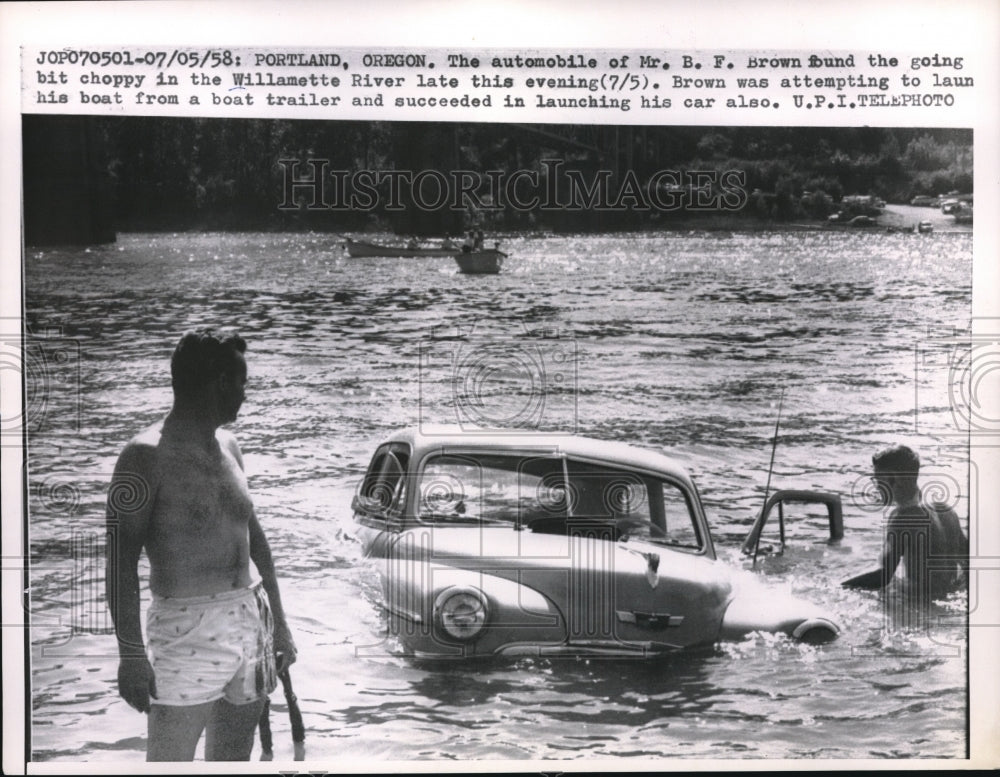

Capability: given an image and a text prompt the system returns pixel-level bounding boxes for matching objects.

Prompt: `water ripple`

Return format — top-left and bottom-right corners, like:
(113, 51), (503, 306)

(24, 230), (971, 762)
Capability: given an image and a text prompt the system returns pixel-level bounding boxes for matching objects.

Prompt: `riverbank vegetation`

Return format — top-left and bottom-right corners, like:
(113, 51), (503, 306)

(23, 117), (972, 241)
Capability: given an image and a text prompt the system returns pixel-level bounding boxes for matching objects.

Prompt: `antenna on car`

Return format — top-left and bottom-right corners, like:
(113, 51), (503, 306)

(752, 387), (785, 568)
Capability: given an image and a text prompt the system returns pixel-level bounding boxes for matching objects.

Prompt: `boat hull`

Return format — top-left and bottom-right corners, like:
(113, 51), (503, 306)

(454, 249), (505, 274)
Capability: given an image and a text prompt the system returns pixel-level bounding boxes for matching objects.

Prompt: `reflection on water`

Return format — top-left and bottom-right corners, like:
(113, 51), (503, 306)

(25, 230), (970, 761)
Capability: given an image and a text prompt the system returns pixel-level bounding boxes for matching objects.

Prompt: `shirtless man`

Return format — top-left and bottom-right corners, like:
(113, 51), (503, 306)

(105, 330), (296, 761)
(844, 444), (967, 599)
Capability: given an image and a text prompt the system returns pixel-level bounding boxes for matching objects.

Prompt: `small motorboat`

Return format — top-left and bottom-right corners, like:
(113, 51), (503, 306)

(344, 237), (459, 258)
(454, 248), (505, 275)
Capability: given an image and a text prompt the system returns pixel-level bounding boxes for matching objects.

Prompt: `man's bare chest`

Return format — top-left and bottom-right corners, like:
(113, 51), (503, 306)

(152, 446), (253, 531)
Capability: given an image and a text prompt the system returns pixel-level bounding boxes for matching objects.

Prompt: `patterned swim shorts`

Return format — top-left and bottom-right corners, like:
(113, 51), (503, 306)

(147, 583), (278, 706)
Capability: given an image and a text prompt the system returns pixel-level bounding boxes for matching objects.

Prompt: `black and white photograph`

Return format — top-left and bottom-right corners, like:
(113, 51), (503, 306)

(2, 1), (998, 772)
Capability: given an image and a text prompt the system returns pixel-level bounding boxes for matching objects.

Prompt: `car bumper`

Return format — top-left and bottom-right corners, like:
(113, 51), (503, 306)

(719, 582), (840, 643)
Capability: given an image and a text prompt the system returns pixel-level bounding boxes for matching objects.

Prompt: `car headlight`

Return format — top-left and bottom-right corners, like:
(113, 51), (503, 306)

(433, 587), (490, 642)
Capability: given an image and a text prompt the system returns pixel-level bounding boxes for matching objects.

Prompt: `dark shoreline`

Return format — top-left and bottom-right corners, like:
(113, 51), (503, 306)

(25, 205), (972, 248)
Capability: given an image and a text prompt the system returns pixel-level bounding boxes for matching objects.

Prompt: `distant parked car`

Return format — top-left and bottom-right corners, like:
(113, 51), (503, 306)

(848, 215), (875, 227)
(354, 427), (842, 658)
(910, 195), (938, 207)
(940, 199), (959, 214)
(952, 204), (973, 224)
(917, 221), (934, 234)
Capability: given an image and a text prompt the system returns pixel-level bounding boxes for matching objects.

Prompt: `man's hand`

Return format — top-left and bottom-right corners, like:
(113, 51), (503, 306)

(273, 621), (297, 674)
(117, 656), (157, 713)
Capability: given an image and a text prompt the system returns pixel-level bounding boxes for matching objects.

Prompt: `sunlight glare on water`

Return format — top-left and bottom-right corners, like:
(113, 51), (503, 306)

(25, 229), (970, 761)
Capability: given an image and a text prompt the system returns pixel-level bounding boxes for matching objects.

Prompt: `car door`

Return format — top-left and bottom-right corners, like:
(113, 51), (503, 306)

(555, 459), (728, 649)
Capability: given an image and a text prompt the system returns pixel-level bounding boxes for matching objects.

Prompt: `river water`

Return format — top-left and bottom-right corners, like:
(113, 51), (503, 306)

(24, 229), (971, 763)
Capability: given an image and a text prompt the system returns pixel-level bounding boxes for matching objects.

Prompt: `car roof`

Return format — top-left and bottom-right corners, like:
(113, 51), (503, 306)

(382, 425), (694, 481)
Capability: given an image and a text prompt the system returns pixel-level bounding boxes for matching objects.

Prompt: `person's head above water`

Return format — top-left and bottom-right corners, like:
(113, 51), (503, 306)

(872, 443), (921, 505)
(169, 329), (247, 422)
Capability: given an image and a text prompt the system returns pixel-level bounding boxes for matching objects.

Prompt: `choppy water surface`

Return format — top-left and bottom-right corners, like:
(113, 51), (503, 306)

(25, 230), (970, 762)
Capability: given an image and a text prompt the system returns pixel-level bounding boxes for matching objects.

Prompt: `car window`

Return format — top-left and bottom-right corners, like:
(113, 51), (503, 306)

(415, 453), (704, 550)
(564, 460), (650, 519)
(659, 480), (702, 550)
(418, 453), (564, 525)
(563, 459), (702, 549)
(359, 443), (410, 516)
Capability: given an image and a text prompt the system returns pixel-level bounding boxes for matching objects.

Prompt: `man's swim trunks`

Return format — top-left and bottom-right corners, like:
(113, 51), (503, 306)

(146, 583), (278, 706)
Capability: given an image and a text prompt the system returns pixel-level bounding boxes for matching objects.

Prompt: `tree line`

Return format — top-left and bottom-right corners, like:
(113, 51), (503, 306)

(24, 117), (973, 238)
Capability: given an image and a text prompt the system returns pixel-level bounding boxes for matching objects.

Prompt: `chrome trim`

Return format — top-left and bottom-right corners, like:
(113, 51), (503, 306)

(616, 610), (685, 628)
(523, 640), (683, 656)
(383, 602), (423, 624)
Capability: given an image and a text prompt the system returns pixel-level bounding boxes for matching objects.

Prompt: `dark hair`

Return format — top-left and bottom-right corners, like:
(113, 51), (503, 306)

(170, 330), (247, 397)
(872, 444), (920, 476)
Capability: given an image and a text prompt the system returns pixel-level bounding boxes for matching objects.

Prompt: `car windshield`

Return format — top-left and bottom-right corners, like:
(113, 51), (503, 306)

(417, 452), (703, 550)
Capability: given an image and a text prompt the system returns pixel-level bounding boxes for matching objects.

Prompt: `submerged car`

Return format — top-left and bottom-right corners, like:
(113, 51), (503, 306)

(353, 427), (840, 658)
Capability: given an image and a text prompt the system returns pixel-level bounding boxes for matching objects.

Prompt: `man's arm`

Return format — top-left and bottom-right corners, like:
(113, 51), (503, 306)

(223, 430), (297, 671)
(938, 504), (969, 577)
(248, 513), (297, 672)
(876, 512), (905, 586)
(105, 441), (157, 712)
(843, 511), (903, 589)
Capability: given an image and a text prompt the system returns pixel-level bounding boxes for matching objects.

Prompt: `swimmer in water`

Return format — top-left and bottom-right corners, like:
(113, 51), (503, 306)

(844, 444), (967, 600)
